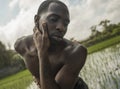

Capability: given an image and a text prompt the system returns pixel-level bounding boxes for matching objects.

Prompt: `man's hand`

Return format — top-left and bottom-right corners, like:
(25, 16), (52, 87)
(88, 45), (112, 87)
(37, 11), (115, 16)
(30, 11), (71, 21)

(33, 23), (50, 57)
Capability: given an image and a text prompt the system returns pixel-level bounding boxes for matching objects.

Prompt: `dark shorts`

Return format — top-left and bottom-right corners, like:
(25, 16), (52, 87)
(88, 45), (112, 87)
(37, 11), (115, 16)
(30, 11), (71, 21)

(74, 77), (89, 89)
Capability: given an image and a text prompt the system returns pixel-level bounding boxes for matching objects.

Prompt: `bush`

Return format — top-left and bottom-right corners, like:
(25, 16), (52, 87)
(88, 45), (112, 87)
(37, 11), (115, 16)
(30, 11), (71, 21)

(11, 54), (26, 70)
(0, 42), (10, 68)
(0, 54), (26, 79)
(112, 27), (120, 36)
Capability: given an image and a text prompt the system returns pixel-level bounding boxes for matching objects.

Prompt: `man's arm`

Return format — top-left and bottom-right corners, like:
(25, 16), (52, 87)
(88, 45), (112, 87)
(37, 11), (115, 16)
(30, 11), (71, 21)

(55, 45), (87, 89)
(33, 24), (61, 89)
(14, 36), (26, 56)
(14, 36), (40, 87)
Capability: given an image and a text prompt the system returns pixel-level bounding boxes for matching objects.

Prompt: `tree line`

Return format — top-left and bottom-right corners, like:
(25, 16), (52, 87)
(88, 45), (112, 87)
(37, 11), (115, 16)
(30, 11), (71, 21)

(80, 19), (120, 47)
(0, 41), (25, 78)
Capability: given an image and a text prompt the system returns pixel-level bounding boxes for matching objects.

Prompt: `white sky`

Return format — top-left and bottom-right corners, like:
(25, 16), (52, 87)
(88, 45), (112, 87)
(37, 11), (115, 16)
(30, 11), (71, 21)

(0, 0), (120, 49)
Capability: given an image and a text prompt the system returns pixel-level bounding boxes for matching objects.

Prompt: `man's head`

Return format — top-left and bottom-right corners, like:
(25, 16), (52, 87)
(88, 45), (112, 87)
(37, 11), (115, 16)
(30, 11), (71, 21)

(34, 0), (70, 42)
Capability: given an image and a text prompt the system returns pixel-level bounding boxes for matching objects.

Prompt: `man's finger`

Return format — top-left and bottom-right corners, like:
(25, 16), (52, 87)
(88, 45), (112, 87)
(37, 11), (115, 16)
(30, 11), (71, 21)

(38, 26), (42, 34)
(33, 26), (42, 36)
(33, 26), (36, 33)
(42, 23), (48, 37)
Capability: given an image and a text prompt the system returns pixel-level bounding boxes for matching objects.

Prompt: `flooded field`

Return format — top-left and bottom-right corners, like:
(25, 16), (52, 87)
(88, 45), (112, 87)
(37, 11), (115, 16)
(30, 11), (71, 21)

(80, 43), (120, 89)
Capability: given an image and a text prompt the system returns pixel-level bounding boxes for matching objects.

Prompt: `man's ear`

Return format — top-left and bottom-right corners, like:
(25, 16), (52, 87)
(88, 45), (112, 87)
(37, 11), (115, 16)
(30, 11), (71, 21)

(34, 15), (40, 27)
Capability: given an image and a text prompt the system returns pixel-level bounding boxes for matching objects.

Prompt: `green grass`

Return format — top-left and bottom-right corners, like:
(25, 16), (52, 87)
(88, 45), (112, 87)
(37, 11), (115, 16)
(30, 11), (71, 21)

(87, 35), (120, 54)
(0, 70), (33, 89)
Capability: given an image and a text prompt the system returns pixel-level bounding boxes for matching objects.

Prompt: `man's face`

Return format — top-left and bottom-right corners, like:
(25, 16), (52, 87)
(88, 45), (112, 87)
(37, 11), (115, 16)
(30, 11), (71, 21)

(39, 2), (70, 41)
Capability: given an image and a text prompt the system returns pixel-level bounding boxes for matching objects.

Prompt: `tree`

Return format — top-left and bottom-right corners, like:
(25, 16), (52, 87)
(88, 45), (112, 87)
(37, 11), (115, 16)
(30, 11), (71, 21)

(90, 25), (97, 36)
(0, 41), (10, 68)
(90, 25), (101, 37)
(7, 42), (11, 50)
(99, 19), (110, 31)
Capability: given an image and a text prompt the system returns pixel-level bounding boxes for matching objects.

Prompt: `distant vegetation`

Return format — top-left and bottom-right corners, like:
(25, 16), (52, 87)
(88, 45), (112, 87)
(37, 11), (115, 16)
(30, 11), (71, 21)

(87, 35), (120, 53)
(80, 19), (120, 47)
(0, 41), (25, 78)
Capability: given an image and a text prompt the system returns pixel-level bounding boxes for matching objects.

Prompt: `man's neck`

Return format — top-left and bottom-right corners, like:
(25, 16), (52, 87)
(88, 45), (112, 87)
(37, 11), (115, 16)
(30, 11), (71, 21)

(48, 39), (67, 53)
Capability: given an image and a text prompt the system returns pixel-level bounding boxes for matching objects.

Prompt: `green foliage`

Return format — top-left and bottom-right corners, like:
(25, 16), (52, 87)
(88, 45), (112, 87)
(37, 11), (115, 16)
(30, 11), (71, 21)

(0, 41), (26, 79)
(11, 54), (25, 69)
(81, 20), (120, 48)
(0, 41), (25, 69)
(111, 27), (120, 36)
(0, 42), (10, 68)
(99, 19), (110, 31)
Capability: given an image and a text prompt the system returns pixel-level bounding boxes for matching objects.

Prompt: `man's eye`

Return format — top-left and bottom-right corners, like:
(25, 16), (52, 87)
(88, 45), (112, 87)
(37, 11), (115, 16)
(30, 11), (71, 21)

(64, 21), (69, 26)
(64, 23), (68, 26)
(49, 17), (58, 22)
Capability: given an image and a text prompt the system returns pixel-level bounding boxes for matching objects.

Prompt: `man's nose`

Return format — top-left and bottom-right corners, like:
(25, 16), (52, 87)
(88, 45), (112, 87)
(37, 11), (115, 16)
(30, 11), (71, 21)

(56, 22), (65, 32)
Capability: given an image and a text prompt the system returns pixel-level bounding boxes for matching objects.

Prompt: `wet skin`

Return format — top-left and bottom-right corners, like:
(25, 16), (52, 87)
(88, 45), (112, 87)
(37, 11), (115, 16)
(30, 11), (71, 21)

(14, 2), (87, 89)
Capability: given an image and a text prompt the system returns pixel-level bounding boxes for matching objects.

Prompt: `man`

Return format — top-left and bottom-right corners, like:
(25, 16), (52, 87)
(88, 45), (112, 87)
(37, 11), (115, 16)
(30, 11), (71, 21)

(14, 0), (88, 89)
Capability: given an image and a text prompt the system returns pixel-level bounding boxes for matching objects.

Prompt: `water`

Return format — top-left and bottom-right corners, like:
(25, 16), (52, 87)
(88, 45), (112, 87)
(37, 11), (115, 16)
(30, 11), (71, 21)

(80, 43), (120, 89)
(27, 43), (120, 89)
(27, 82), (39, 89)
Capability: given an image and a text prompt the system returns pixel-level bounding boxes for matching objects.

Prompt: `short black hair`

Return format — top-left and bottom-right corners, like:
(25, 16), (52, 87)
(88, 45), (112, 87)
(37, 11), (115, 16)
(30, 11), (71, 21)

(37, 0), (69, 16)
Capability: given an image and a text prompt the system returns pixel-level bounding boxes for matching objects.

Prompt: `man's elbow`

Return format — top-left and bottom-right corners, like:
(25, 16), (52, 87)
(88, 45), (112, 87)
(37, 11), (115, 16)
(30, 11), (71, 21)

(78, 45), (87, 66)
(79, 45), (87, 57)
(82, 46), (87, 57)
(14, 39), (21, 52)
(14, 37), (25, 55)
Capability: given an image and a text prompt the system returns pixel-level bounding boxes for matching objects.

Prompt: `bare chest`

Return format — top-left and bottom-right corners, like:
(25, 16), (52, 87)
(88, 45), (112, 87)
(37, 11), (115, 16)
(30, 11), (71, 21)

(48, 52), (65, 76)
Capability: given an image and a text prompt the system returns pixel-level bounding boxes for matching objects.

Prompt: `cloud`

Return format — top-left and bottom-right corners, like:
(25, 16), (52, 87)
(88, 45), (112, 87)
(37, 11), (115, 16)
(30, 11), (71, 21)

(0, 0), (43, 48)
(0, 0), (120, 49)
(65, 0), (120, 40)
(9, 0), (18, 9)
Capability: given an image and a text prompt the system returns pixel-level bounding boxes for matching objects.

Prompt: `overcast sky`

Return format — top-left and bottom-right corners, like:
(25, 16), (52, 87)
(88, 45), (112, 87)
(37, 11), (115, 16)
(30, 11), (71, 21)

(0, 0), (120, 49)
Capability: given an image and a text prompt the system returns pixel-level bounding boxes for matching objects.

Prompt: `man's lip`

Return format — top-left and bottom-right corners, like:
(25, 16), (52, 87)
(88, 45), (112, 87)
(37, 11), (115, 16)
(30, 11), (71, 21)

(51, 36), (63, 41)
(52, 34), (63, 38)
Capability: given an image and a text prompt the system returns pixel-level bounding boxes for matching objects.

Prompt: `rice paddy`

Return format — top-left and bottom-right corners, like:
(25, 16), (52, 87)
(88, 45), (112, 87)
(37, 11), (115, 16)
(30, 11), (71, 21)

(80, 43), (120, 89)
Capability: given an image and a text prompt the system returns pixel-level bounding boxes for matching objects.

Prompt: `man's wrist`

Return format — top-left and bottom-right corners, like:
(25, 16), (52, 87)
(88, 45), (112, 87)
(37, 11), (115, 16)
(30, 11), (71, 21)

(38, 50), (48, 59)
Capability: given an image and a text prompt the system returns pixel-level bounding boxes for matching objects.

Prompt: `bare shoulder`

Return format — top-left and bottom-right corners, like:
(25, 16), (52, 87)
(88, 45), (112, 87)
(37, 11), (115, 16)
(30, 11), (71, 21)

(14, 35), (36, 56)
(64, 39), (87, 56)
(63, 39), (87, 65)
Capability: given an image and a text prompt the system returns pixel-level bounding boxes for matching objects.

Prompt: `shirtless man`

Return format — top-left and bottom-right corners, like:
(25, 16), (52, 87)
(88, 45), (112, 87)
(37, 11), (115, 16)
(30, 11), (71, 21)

(14, 0), (88, 89)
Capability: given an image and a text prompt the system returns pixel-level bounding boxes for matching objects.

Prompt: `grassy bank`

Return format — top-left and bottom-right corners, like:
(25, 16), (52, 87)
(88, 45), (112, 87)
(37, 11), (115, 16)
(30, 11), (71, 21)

(0, 70), (32, 89)
(87, 35), (120, 54)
